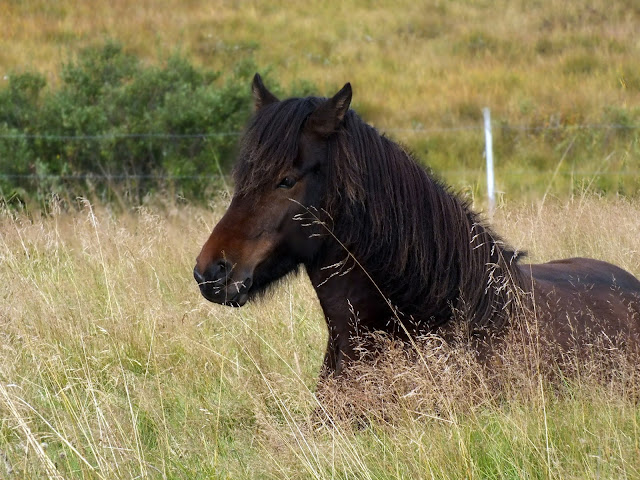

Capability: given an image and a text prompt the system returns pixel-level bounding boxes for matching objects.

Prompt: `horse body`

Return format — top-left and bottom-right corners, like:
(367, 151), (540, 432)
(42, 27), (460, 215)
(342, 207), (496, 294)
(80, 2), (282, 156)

(522, 258), (640, 350)
(195, 74), (640, 377)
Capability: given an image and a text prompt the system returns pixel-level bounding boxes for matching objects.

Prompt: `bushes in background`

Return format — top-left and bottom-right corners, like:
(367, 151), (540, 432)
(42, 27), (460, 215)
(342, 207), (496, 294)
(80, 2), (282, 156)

(2, 40), (638, 208)
(0, 41), (296, 206)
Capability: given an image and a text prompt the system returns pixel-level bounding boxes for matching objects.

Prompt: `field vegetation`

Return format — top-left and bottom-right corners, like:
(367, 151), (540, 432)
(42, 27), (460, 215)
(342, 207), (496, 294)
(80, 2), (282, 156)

(1, 196), (640, 478)
(2, 1), (640, 478)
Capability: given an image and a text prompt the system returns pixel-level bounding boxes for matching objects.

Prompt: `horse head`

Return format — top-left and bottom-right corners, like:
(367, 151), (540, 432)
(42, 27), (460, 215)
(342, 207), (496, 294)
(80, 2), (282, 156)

(194, 74), (352, 306)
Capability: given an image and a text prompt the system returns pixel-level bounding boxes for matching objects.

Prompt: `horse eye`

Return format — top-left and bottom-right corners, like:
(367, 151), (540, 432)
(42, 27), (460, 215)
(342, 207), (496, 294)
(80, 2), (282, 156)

(277, 176), (296, 189)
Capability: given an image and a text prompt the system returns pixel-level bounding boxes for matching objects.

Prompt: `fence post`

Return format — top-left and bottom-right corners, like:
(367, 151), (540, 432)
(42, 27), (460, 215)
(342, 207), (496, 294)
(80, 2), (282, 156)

(483, 107), (495, 216)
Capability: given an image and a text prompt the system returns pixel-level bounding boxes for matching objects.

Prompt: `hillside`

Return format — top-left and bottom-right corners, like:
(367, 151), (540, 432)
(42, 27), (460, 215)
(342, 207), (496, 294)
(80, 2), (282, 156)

(3, 1), (640, 198)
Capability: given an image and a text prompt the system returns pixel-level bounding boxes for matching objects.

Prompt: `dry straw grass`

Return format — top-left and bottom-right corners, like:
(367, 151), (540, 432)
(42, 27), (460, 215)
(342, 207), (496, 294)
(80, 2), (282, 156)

(0, 195), (639, 478)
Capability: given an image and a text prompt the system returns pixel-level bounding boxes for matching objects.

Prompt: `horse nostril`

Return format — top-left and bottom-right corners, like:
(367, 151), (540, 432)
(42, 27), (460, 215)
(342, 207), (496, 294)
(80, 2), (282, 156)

(193, 266), (205, 284)
(200, 259), (233, 285)
(194, 259), (234, 288)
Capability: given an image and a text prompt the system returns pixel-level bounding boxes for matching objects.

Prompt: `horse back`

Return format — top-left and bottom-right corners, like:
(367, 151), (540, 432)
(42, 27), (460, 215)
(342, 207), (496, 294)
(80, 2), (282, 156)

(517, 257), (640, 348)
(525, 257), (640, 291)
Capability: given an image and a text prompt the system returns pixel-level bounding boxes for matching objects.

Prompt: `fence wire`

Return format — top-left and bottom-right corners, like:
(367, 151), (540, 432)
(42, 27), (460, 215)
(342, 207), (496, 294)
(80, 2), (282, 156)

(0, 132), (241, 141)
(1, 122), (638, 181)
(0, 122), (638, 141)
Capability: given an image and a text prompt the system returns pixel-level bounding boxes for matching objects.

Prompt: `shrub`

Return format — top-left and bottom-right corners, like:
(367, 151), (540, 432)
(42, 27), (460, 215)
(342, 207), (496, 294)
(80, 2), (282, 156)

(0, 41), (294, 207)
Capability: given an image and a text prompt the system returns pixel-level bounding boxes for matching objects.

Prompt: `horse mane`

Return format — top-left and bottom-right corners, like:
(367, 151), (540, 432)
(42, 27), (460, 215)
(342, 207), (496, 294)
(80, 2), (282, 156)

(235, 96), (526, 331)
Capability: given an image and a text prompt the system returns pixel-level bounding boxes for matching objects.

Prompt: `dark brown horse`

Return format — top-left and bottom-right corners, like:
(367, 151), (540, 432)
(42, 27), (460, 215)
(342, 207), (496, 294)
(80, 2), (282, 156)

(194, 74), (640, 376)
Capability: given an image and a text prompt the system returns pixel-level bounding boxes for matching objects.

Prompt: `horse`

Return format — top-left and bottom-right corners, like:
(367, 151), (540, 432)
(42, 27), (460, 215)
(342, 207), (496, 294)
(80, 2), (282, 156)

(194, 74), (640, 377)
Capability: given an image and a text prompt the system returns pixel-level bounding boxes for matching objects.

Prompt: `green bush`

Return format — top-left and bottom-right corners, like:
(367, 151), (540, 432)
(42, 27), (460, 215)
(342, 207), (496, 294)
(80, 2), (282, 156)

(0, 41), (285, 207)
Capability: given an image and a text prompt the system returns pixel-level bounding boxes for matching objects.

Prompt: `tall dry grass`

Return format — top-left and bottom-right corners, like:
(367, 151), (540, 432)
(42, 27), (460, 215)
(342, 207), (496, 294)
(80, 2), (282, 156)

(1, 195), (639, 478)
(3, 3), (639, 475)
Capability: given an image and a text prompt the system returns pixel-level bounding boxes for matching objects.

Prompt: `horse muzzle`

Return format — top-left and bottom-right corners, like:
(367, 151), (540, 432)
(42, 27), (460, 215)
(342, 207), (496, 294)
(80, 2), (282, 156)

(193, 260), (253, 307)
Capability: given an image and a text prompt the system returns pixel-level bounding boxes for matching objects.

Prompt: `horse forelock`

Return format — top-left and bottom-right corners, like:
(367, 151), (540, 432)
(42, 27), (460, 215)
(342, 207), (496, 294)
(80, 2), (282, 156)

(233, 97), (322, 195)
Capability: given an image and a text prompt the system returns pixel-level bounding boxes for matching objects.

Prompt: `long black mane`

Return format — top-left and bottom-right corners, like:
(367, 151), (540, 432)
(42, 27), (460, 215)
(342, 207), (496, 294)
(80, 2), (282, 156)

(235, 96), (526, 331)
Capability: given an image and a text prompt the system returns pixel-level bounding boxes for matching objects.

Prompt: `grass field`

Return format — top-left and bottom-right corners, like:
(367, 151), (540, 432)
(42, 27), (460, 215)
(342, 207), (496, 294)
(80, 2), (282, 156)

(1, 196), (639, 478)
(4, 0), (639, 127)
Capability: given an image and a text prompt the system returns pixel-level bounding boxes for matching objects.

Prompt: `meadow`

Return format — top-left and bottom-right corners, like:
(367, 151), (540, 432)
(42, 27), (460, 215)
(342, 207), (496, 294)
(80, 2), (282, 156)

(1, 195), (640, 479)
(4, 0), (639, 126)
(2, 1), (640, 478)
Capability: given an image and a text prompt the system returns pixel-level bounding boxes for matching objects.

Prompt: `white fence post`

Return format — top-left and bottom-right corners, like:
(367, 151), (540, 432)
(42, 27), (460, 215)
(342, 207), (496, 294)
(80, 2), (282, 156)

(483, 107), (495, 216)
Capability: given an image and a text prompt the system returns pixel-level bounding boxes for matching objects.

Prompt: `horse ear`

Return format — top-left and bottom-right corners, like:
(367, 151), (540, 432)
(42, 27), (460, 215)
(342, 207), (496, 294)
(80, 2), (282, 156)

(252, 73), (279, 111)
(306, 83), (352, 137)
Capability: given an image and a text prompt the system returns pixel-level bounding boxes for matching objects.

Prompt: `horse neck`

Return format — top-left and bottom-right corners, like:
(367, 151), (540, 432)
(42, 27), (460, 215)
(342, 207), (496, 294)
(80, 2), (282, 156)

(330, 156), (525, 328)
(405, 186), (524, 324)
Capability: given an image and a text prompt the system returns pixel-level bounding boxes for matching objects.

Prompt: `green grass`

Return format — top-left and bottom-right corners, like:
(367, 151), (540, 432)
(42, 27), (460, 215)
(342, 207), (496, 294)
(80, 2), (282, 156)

(1, 196), (639, 478)
(4, 0), (639, 127)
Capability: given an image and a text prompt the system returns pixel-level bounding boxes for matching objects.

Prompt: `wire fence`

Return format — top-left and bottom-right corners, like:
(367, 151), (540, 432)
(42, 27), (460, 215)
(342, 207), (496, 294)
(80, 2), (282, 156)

(0, 132), (242, 141)
(1, 122), (639, 181)
(386, 123), (640, 134)
(0, 122), (638, 141)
